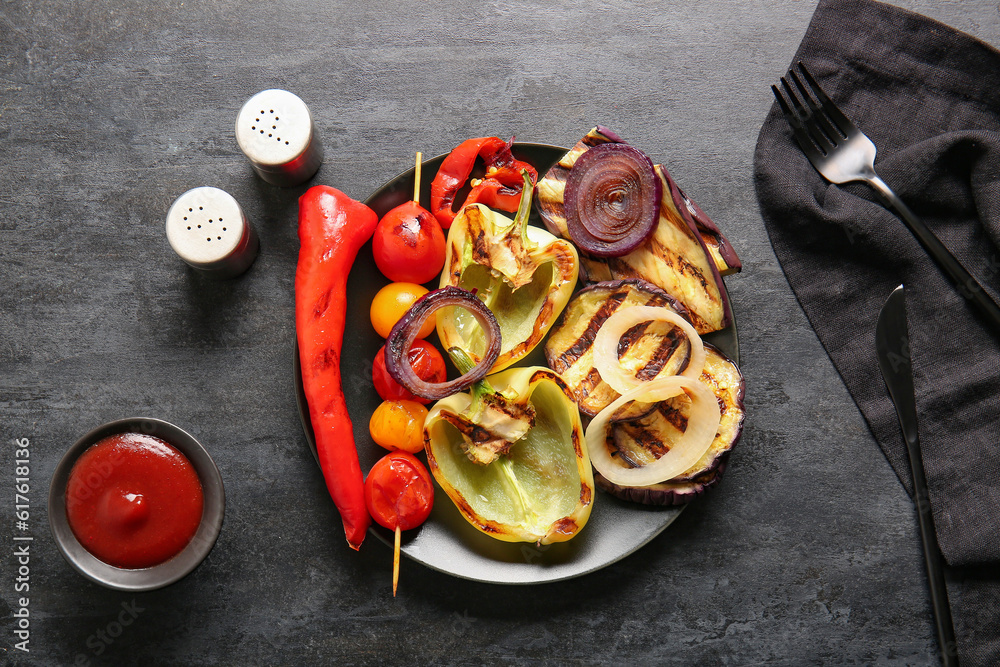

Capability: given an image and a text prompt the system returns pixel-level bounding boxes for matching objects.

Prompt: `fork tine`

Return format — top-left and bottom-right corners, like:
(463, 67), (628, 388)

(787, 68), (844, 155)
(771, 83), (823, 162)
(795, 62), (855, 139)
(778, 74), (835, 158)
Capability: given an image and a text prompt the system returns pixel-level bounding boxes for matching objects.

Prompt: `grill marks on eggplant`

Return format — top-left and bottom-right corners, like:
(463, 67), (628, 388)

(634, 327), (688, 381)
(611, 401), (689, 468)
(554, 288), (628, 368)
(536, 128), (739, 335)
(674, 184), (742, 276)
(578, 180), (724, 333)
(544, 279), (692, 418)
(599, 344), (745, 505)
(557, 127), (621, 170)
(539, 128), (617, 239)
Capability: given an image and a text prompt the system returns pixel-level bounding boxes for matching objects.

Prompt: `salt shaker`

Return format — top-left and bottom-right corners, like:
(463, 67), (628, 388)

(235, 89), (323, 187)
(165, 187), (259, 278)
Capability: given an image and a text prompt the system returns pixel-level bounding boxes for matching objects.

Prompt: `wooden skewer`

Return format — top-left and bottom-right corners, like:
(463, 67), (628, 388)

(392, 525), (401, 597)
(413, 152), (422, 203)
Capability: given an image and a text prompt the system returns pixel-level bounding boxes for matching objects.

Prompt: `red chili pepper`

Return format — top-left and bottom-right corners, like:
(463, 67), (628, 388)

(429, 136), (538, 229)
(296, 185), (377, 550)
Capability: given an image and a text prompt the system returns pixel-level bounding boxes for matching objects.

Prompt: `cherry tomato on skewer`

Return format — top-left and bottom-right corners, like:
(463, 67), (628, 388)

(369, 399), (428, 454)
(364, 452), (434, 596)
(372, 340), (446, 404)
(373, 201), (446, 285)
(373, 151), (447, 285)
(369, 282), (435, 339)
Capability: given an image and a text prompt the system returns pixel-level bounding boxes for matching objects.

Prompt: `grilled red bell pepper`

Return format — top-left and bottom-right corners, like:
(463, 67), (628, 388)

(429, 136), (538, 229)
(296, 185), (377, 550)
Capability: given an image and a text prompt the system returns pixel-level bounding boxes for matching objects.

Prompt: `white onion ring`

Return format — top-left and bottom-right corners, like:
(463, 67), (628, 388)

(592, 305), (706, 396)
(586, 375), (721, 487)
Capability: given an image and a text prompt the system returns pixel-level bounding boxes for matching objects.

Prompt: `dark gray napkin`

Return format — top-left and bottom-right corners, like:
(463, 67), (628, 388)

(754, 0), (1000, 663)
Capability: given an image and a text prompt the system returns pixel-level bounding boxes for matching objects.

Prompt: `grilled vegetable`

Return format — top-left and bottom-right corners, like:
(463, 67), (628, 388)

(587, 374), (720, 490)
(364, 451), (434, 596)
(594, 344), (745, 505)
(672, 183), (742, 277)
(373, 200), (446, 285)
(536, 127), (740, 334)
(440, 348), (536, 466)
(372, 152), (447, 284)
(370, 282), (433, 339)
(563, 142), (661, 257)
(437, 171), (579, 372)
(296, 185), (375, 550)
(385, 286), (501, 401)
(544, 280), (692, 419)
(424, 366), (595, 545)
(429, 136), (538, 229)
(592, 304), (705, 395)
(369, 399), (429, 454)
(372, 340), (446, 405)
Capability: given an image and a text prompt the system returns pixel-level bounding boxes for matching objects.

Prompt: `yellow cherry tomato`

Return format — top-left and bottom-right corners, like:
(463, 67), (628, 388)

(369, 282), (435, 339)
(369, 399), (429, 454)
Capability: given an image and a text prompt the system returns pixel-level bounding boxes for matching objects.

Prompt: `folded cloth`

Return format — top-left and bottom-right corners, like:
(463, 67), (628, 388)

(754, 0), (1000, 663)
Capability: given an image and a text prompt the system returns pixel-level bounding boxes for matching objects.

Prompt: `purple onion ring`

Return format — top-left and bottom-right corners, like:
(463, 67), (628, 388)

(564, 142), (662, 257)
(384, 286), (501, 400)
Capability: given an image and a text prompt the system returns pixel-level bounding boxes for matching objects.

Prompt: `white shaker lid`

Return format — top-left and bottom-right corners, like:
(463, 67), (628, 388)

(165, 187), (257, 277)
(235, 89), (322, 186)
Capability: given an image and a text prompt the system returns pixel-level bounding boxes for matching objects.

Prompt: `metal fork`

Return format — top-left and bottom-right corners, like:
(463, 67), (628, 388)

(773, 62), (1000, 331)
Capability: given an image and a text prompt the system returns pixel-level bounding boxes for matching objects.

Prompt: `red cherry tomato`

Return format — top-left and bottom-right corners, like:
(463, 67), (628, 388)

(372, 340), (446, 404)
(364, 452), (434, 531)
(372, 201), (447, 284)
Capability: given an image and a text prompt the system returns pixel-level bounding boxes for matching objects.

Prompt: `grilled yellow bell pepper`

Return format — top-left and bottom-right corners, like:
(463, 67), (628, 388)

(423, 365), (595, 545)
(437, 171), (579, 372)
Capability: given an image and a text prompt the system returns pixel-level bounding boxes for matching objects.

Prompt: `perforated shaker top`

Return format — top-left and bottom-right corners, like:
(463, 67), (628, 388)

(235, 89), (321, 186)
(165, 187), (256, 276)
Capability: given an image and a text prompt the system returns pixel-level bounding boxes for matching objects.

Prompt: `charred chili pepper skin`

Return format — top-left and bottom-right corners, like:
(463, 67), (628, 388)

(296, 185), (377, 550)
(430, 137), (537, 229)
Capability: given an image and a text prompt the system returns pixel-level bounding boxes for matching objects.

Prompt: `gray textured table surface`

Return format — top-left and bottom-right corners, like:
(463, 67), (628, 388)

(2, 1), (998, 665)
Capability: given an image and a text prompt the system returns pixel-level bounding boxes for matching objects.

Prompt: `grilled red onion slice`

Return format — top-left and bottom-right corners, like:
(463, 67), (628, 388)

(385, 286), (501, 400)
(564, 142), (661, 257)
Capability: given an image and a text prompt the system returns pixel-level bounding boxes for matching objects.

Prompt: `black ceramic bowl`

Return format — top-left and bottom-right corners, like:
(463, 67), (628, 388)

(48, 418), (225, 591)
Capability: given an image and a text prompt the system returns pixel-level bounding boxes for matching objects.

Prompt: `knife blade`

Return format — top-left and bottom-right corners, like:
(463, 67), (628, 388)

(876, 285), (958, 666)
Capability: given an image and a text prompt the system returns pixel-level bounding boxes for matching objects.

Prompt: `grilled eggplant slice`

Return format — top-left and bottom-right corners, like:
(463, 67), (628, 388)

(536, 127), (740, 333)
(594, 343), (745, 505)
(673, 183), (742, 277)
(544, 279), (692, 420)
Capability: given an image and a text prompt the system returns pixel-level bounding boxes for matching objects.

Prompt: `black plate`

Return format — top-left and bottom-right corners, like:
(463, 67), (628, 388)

(294, 143), (739, 584)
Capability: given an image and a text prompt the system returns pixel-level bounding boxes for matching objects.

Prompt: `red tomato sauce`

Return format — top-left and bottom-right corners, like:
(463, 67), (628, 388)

(65, 432), (204, 569)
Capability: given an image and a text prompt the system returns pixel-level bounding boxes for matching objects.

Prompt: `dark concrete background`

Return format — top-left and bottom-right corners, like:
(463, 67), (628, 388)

(2, 1), (997, 664)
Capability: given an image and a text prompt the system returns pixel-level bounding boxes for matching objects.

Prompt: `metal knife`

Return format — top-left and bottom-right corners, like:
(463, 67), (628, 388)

(876, 285), (958, 666)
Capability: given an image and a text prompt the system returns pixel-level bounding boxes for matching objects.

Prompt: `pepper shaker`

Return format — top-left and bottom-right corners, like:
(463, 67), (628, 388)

(235, 89), (323, 187)
(165, 187), (259, 278)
